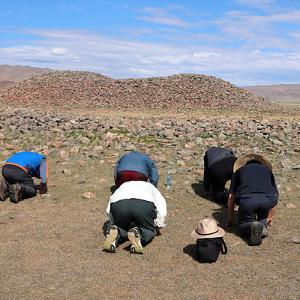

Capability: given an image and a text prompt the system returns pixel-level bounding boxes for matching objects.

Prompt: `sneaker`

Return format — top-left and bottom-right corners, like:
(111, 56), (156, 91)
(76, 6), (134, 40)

(262, 225), (268, 238)
(9, 183), (22, 204)
(0, 179), (9, 201)
(249, 221), (264, 246)
(128, 227), (143, 254)
(102, 225), (118, 253)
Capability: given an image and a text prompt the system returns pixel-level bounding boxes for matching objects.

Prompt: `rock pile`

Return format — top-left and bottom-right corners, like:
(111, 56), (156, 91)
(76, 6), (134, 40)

(0, 71), (269, 109)
(0, 108), (298, 167)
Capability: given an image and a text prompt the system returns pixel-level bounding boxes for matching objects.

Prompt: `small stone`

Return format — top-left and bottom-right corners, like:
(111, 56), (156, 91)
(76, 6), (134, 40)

(70, 146), (80, 154)
(81, 192), (96, 199)
(62, 168), (71, 175)
(50, 141), (64, 148)
(79, 136), (90, 145)
(177, 160), (186, 167)
(286, 203), (296, 209)
(285, 186), (292, 192)
(291, 237), (300, 244)
(59, 150), (69, 160)
(85, 131), (94, 138)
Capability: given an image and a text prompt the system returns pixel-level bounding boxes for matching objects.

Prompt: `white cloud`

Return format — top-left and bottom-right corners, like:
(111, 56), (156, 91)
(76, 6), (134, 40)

(0, 28), (299, 85)
(139, 7), (191, 28)
(50, 47), (68, 55)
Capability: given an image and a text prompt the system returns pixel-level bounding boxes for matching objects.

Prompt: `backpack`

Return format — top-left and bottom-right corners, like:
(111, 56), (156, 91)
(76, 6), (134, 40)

(196, 237), (227, 263)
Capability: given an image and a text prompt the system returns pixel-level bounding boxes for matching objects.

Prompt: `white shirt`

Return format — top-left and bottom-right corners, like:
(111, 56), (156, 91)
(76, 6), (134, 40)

(106, 181), (167, 228)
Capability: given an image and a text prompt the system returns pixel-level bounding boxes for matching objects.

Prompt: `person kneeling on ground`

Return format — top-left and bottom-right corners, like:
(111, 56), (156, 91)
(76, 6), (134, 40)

(191, 218), (227, 263)
(102, 181), (167, 254)
(227, 154), (278, 246)
(0, 151), (48, 203)
(203, 147), (237, 204)
(114, 151), (159, 188)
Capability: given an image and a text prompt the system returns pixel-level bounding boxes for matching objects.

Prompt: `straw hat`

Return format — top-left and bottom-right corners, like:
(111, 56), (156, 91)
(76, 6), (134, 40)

(191, 218), (225, 239)
(233, 153), (272, 173)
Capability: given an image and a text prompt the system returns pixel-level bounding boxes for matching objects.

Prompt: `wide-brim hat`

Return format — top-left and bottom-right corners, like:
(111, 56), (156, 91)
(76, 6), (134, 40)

(233, 153), (272, 173)
(191, 218), (225, 239)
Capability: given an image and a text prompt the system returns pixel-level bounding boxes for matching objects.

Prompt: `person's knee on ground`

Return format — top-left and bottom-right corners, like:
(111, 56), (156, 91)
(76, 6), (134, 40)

(212, 189), (228, 204)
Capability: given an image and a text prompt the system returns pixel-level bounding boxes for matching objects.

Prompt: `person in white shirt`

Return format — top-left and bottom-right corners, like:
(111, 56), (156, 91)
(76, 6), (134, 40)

(102, 181), (167, 254)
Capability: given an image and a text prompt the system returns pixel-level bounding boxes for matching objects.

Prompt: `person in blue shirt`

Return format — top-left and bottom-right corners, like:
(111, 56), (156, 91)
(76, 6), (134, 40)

(114, 151), (159, 188)
(227, 154), (278, 246)
(0, 151), (48, 203)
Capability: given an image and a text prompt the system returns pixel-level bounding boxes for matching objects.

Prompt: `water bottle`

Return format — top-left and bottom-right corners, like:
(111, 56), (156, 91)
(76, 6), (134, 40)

(166, 171), (173, 190)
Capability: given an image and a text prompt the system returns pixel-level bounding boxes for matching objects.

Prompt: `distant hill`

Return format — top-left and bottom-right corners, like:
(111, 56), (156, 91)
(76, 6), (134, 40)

(0, 65), (54, 82)
(0, 80), (14, 89)
(0, 70), (270, 109)
(244, 84), (300, 104)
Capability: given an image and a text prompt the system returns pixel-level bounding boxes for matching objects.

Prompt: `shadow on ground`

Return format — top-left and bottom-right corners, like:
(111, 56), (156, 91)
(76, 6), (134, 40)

(211, 208), (241, 238)
(183, 244), (198, 262)
(191, 181), (214, 202)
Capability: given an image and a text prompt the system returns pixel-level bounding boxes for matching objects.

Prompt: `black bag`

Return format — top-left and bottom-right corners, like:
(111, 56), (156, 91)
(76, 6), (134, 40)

(196, 237), (227, 263)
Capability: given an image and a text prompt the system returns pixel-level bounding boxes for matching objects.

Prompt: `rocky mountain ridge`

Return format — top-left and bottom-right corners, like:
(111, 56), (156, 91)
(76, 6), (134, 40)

(0, 71), (269, 109)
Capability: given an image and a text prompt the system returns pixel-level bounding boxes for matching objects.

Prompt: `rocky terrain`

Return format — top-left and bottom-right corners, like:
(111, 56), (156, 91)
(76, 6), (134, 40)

(0, 67), (299, 299)
(0, 105), (299, 299)
(0, 71), (269, 109)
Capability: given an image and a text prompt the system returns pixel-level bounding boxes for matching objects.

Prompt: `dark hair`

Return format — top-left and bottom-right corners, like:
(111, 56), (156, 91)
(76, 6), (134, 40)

(246, 159), (261, 165)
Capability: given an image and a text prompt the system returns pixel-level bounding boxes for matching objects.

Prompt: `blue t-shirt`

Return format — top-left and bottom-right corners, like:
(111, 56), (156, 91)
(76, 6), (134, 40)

(6, 151), (47, 183)
(114, 151), (159, 187)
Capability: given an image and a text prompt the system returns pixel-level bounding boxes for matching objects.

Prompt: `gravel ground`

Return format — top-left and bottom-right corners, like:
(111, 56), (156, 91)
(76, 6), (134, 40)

(0, 108), (299, 300)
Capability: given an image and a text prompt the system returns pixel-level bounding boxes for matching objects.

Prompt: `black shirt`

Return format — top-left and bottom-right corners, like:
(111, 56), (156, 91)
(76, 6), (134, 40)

(230, 163), (278, 197)
(206, 147), (236, 168)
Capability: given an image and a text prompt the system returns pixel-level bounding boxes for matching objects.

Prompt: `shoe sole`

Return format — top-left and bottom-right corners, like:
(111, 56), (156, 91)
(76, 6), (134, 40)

(262, 226), (268, 238)
(9, 184), (20, 203)
(249, 222), (263, 246)
(128, 230), (143, 254)
(102, 226), (118, 253)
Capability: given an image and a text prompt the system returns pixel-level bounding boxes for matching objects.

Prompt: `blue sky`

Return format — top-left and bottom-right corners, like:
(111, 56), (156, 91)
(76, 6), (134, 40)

(0, 0), (299, 86)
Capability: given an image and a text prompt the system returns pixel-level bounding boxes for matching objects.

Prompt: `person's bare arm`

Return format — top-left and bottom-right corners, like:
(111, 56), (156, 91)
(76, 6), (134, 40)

(267, 207), (275, 226)
(227, 193), (235, 227)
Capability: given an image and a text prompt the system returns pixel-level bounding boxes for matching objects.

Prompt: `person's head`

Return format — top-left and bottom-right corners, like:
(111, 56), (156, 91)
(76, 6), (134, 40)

(234, 153), (272, 173)
(245, 159), (261, 165)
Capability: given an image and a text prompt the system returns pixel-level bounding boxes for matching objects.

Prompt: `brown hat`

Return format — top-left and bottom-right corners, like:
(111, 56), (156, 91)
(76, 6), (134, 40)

(233, 153), (272, 173)
(191, 218), (225, 239)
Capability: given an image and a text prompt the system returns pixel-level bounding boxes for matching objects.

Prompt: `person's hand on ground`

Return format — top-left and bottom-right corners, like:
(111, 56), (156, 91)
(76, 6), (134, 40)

(225, 219), (236, 229)
(40, 183), (48, 194)
(267, 217), (273, 227)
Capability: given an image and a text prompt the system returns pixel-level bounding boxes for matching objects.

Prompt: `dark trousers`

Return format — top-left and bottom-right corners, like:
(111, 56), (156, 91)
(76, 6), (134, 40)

(203, 157), (235, 204)
(2, 165), (37, 199)
(110, 199), (157, 246)
(238, 193), (278, 237)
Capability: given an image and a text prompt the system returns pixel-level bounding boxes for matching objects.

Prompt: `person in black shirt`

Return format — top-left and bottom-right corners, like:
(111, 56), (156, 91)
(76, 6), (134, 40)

(227, 154), (278, 246)
(203, 147), (237, 204)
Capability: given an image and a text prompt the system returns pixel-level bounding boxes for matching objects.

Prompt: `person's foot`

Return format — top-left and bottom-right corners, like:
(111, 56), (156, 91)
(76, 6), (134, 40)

(9, 183), (22, 203)
(248, 221), (264, 246)
(128, 227), (143, 254)
(262, 225), (268, 238)
(102, 225), (119, 253)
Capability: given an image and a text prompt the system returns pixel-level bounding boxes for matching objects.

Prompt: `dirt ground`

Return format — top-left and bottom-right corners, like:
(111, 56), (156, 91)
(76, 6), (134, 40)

(0, 108), (299, 300)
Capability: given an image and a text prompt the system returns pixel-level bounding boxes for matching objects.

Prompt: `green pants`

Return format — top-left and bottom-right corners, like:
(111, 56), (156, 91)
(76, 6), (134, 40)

(110, 199), (157, 245)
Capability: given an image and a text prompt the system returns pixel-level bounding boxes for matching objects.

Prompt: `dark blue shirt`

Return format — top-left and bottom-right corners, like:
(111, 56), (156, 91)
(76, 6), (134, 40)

(230, 163), (278, 198)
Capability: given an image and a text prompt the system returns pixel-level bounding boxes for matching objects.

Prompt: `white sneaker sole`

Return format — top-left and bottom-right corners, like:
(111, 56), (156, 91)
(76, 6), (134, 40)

(103, 226), (118, 253)
(128, 230), (143, 254)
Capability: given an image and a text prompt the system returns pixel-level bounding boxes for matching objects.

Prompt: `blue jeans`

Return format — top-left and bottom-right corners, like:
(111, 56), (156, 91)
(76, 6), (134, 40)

(237, 193), (278, 237)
